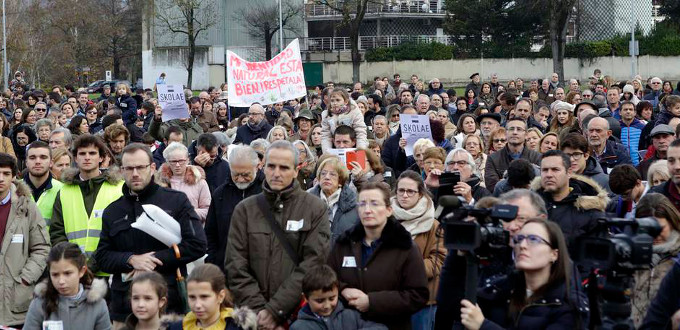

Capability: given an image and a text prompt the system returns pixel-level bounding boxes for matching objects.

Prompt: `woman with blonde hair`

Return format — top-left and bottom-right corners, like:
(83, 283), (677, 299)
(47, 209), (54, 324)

(648, 160), (671, 187)
(539, 132), (560, 153)
(486, 127), (507, 154)
(115, 83), (137, 126)
(525, 127), (543, 152)
(266, 125), (288, 142)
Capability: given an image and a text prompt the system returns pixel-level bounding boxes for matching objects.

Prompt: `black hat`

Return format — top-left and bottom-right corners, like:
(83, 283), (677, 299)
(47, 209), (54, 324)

(476, 112), (501, 124)
(470, 73), (480, 79)
(574, 100), (597, 111)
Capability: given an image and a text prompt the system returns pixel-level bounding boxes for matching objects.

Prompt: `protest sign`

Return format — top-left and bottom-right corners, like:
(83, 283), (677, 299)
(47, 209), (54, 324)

(157, 84), (189, 121)
(400, 114), (432, 156)
(226, 39), (307, 107)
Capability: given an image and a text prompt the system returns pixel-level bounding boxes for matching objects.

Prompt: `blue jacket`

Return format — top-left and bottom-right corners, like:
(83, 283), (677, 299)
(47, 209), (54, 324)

(655, 109), (679, 127)
(640, 258), (680, 329)
(594, 139), (632, 174)
(116, 94), (138, 126)
(290, 301), (387, 330)
(619, 118), (646, 165)
(477, 273), (589, 330)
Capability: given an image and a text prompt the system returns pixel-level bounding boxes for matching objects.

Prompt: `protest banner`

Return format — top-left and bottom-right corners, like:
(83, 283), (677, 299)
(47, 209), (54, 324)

(157, 84), (189, 121)
(400, 114), (432, 156)
(226, 39), (307, 107)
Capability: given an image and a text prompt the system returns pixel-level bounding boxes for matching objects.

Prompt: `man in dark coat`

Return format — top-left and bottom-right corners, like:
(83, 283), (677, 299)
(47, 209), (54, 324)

(484, 118), (542, 192)
(94, 143), (206, 326)
(381, 106), (418, 177)
(638, 124), (674, 179)
(650, 139), (680, 212)
(205, 146), (264, 268)
(234, 103), (273, 145)
(465, 73), (481, 96)
(587, 117), (631, 174)
(191, 133), (229, 192)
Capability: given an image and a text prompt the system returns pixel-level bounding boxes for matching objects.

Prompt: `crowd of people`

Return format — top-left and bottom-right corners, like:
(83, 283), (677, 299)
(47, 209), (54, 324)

(2, 68), (680, 329)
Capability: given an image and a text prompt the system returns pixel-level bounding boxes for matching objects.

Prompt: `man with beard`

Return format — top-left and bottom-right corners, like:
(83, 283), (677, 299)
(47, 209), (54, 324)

(234, 103), (274, 145)
(205, 146), (264, 269)
(23, 141), (63, 227)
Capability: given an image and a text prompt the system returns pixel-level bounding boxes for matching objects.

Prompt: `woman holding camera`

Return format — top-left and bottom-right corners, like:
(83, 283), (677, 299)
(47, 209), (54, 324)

(632, 193), (680, 328)
(391, 170), (446, 330)
(459, 219), (589, 330)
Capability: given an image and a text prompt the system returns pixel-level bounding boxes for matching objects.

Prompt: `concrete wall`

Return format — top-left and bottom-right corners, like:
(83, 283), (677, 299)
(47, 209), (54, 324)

(322, 55), (680, 85)
(142, 48), (210, 89)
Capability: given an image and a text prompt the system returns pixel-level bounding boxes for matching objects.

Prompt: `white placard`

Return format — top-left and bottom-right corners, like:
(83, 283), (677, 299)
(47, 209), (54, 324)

(399, 114), (432, 156)
(157, 84), (189, 122)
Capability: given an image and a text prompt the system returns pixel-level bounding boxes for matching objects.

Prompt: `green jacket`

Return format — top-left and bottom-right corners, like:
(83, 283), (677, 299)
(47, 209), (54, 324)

(0, 181), (51, 326)
(149, 118), (204, 147)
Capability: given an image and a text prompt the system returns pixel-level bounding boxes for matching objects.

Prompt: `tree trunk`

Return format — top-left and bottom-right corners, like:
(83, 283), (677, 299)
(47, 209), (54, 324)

(187, 41), (195, 89)
(113, 44), (121, 79)
(350, 29), (360, 83)
(550, 6), (568, 82)
(265, 31), (273, 60)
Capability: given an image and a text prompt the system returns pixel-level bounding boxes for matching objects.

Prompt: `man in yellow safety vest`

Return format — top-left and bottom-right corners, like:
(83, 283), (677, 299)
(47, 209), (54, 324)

(50, 134), (123, 274)
(22, 141), (63, 228)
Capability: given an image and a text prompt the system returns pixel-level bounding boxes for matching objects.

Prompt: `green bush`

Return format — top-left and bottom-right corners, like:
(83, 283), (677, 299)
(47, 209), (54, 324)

(365, 42), (454, 61)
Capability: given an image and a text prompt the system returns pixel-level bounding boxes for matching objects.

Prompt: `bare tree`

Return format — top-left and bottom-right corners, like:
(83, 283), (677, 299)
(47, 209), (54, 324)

(155, 0), (218, 88)
(96, 0), (143, 79)
(548, 0), (577, 81)
(235, 0), (302, 60)
(318, 0), (377, 83)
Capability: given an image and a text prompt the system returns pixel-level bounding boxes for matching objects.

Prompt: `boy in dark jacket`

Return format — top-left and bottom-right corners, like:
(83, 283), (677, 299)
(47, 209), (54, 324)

(291, 265), (387, 330)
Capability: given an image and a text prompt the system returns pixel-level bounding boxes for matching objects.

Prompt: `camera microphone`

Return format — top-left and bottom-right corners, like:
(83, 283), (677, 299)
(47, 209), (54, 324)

(439, 195), (462, 208)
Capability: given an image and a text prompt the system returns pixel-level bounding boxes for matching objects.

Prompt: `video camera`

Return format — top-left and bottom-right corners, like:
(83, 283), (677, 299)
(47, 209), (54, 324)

(573, 217), (660, 271)
(438, 196), (517, 252)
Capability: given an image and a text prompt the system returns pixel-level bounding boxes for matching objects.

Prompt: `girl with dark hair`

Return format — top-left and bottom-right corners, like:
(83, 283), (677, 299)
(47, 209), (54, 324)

(20, 107), (37, 126)
(452, 113), (479, 148)
(122, 272), (170, 330)
(67, 115), (90, 137)
(477, 83), (495, 108)
(24, 242), (110, 329)
(168, 264), (256, 330)
(636, 100), (654, 124)
(429, 119), (452, 153)
(306, 123), (323, 157)
(460, 219), (588, 330)
(11, 124), (36, 171)
(466, 88), (479, 112)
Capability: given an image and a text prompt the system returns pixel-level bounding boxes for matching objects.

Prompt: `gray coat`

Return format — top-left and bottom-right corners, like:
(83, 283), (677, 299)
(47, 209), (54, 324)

(290, 301), (387, 330)
(24, 278), (111, 330)
(308, 184), (360, 241)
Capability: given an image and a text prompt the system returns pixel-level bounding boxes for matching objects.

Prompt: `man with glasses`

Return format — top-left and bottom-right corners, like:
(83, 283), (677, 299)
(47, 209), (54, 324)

(95, 143), (206, 327)
(192, 133), (228, 192)
(427, 148), (490, 205)
(50, 134), (124, 275)
(559, 133), (609, 193)
(644, 77), (664, 110)
(85, 106), (102, 133)
(535, 150), (607, 251)
(485, 118), (541, 191)
(33, 101), (48, 120)
(582, 89), (594, 100)
(234, 103), (273, 145)
(205, 146), (264, 269)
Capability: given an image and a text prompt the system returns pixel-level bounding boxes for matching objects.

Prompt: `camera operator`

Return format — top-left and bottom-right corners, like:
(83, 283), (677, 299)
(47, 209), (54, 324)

(634, 193), (680, 329)
(532, 150), (608, 251)
(425, 148), (490, 207)
(459, 219), (589, 330)
(434, 189), (548, 329)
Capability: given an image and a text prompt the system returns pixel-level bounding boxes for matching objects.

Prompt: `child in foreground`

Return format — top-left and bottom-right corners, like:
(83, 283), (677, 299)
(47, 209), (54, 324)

(122, 271), (178, 329)
(24, 242), (111, 330)
(290, 265), (387, 330)
(168, 264), (257, 330)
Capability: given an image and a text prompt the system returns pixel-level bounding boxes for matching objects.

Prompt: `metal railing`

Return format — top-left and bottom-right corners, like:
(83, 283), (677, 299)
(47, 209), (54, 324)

(305, 1), (446, 17)
(300, 35), (454, 51)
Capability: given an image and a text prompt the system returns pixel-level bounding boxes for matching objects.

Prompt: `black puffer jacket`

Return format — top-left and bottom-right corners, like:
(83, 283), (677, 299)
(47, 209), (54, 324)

(476, 272), (589, 330)
(381, 128), (408, 177)
(94, 182), (207, 321)
(531, 175), (608, 252)
(205, 170), (265, 268)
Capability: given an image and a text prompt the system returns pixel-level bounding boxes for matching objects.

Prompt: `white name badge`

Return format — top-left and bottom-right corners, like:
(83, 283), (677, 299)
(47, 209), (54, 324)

(11, 234), (23, 244)
(342, 256), (357, 268)
(549, 94), (554, 97)
(43, 320), (64, 330)
(385, 171), (392, 178)
(286, 219), (304, 232)
(93, 210), (104, 218)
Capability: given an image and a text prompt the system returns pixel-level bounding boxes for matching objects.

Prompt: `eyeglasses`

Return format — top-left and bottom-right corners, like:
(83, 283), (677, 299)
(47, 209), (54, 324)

(86, 111), (97, 115)
(248, 112), (263, 116)
(564, 152), (584, 160)
(358, 201), (386, 210)
(493, 139), (507, 143)
(446, 160), (468, 167)
(652, 82), (661, 85)
(232, 171), (254, 179)
(397, 188), (418, 197)
(391, 114), (400, 118)
(35, 108), (47, 112)
(168, 159), (187, 166)
(121, 164), (151, 173)
(512, 234), (553, 248)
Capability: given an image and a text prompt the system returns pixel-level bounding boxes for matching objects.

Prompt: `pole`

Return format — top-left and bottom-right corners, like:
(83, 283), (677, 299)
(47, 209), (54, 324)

(630, 0), (635, 78)
(278, 0), (283, 51)
(2, 0), (7, 91)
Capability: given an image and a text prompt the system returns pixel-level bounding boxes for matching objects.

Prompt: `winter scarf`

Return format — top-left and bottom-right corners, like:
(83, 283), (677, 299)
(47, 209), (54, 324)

(320, 187), (342, 221)
(652, 230), (680, 265)
(390, 195), (435, 237)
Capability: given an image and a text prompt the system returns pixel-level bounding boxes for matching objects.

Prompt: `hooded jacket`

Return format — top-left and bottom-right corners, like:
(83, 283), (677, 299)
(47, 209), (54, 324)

(381, 128), (407, 176)
(94, 181), (207, 321)
(24, 279), (110, 330)
(328, 218), (429, 330)
(291, 301), (388, 330)
(226, 180), (330, 324)
(117, 94), (138, 127)
(581, 156), (611, 193)
(320, 107), (369, 153)
(308, 184), (360, 242)
(531, 175), (609, 251)
(594, 139), (632, 174)
(156, 163), (211, 222)
(0, 181), (51, 326)
(205, 170), (265, 268)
